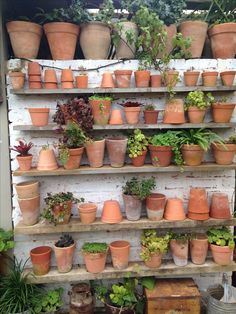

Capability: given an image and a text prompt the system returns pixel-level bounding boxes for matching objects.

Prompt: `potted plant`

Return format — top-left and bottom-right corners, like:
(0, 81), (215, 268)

(33, 288), (64, 313)
(211, 96), (236, 123)
(54, 234), (75, 273)
(127, 129), (149, 167)
(75, 67), (88, 88)
(190, 233), (208, 265)
(143, 105), (159, 124)
(11, 140), (34, 171)
(37, 145), (58, 171)
(122, 177), (156, 221)
(81, 242), (108, 273)
(140, 229), (170, 268)
(212, 134), (236, 165)
(30, 246), (52, 276)
(85, 137), (105, 168)
(184, 68), (200, 87)
(89, 95), (113, 125)
(0, 228), (14, 274)
(170, 233), (190, 266)
(8, 66), (25, 90)
(207, 227), (235, 265)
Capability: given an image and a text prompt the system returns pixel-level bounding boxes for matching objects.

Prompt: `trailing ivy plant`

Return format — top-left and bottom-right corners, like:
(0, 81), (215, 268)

(207, 227), (235, 249)
(128, 129), (149, 159)
(122, 177), (156, 200)
(185, 90), (214, 110)
(0, 229), (14, 252)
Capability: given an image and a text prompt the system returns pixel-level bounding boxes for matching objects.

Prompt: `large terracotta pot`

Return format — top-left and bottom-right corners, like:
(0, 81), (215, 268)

(85, 139), (105, 168)
(184, 71), (200, 87)
(37, 148), (58, 171)
(82, 250), (108, 273)
(179, 21), (208, 58)
(90, 99), (111, 125)
(52, 200), (72, 224)
(208, 22), (236, 59)
(6, 21), (42, 58)
(210, 244), (234, 265)
(187, 107), (206, 124)
(28, 108), (50, 126)
(124, 106), (141, 124)
(212, 143), (236, 165)
(212, 103), (235, 123)
(114, 70), (132, 88)
(54, 243), (75, 273)
(220, 71), (236, 86)
(187, 188), (209, 221)
(163, 98), (185, 124)
(30, 246), (52, 276)
(170, 239), (189, 266)
(202, 71), (218, 87)
(146, 193), (166, 221)
(101, 200), (122, 224)
(123, 194), (142, 221)
(144, 110), (159, 124)
(80, 22), (111, 59)
(16, 155), (32, 171)
(190, 234), (208, 265)
(210, 193), (231, 219)
(9, 72), (25, 90)
(164, 198), (186, 221)
(134, 70), (150, 87)
(106, 137), (127, 167)
(15, 181), (39, 199)
(44, 22), (79, 60)
(64, 147), (84, 170)
(18, 195), (40, 226)
(131, 150), (147, 167)
(109, 240), (130, 269)
(148, 145), (172, 167)
(181, 144), (204, 166)
(78, 203), (97, 224)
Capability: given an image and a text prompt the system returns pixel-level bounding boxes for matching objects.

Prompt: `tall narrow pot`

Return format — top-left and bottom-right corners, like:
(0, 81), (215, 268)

(212, 143), (236, 165)
(134, 70), (150, 88)
(170, 239), (189, 266)
(123, 194), (142, 221)
(85, 139), (105, 168)
(90, 99), (111, 125)
(146, 193), (166, 221)
(212, 103), (235, 123)
(30, 246), (52, 276)
(109, 240), (130, 269)
(190, 234), (208, 265)
(106, 137), (127, 167)
(187, 188), (209, 221)
(37, 148), (58, 171)
(18, 195), (40, 226)
(54, 243), (75, 273)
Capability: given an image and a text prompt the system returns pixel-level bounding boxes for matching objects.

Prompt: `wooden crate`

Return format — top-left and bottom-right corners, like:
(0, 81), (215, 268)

(145, 278), (201, 314)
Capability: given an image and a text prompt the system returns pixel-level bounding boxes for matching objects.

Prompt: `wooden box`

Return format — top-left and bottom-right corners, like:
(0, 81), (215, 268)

(145, 278), (201, 314)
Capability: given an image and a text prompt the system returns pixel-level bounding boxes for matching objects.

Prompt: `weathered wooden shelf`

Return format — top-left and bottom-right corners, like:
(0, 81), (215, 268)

(15, 218), (236, 235)
(26, 260), (236, 284)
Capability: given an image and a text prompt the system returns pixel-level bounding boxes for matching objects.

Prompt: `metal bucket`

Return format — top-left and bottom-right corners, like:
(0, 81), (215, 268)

(207, 284), (236, 313)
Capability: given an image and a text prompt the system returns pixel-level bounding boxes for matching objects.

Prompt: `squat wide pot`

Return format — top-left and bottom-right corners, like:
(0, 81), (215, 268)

(54, 242), (75, 273)
(123, 194), (142, 221)
(220, 71), (236, 86)
(106, 137), (127, 167)
(212, 103), (235, 123)
(170, 239), (189, 267)
(212, 143), (236, 165)
(16, 155), (32, 171)
(187, 107), (206, 124)
(148, 145), (172, 167)
(15, 181), (39, 199)
(82, 250), (108, 273)
(109, 240), (130, 269)
(181, 144), (204, 166)
(9, 72), (25, 90)
(85, 139), (105, 168)
(30, 246), (52, 276)
(78, 203), (97, 224)
(190, 234), (208, 265)
(210, 244), (234, 265)
(28, 108), (50, 126)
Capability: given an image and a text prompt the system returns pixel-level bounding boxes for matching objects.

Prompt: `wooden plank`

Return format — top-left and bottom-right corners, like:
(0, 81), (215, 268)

(15, 218), (236, 235)
(13, 163), (236, 177)
(25, 260), (236, 284)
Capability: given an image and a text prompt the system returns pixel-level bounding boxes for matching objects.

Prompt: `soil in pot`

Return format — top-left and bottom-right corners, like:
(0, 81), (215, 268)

(212, 103), (235, 123)
(101, 200), (123, 224)
(78, 203), (97, 224)
(9, 72), (25, 90)
(64, 147), (84, 170)
(146, 193), (166, 221)
(109, 240), (130, 269)
(190, 234), (208, 265)
(212, 143), (236, 165)
(131, 150), (147, 167)
(163, 98), (185, 124)
(220, 71), (236, 86)
(144, 110), (159, 124)
(16, 155), (32, 171)
(210, 244), (233, 265)
(18, 195), (40, 226)
(28, 108), (50, 126)
(164, 198), (186, 221)
(52, 200), (72, 225)
(134, 70), (150, 88)
(184, 71), (200, 87)
(123, 194), (142, 221)
(170, 239), (189, 266)
(181, 144), (204, 166)
(30, 246), (52, 276)
(54, 242), (75, 273)
(15, 181), (39, 199)
(37, 148), (58, 171)
(148, 144), (172, 167)
(90, 99), (111, 125)
(124, 106), (141, 124)
(82, 250), (108, 273)
(210, 193), (231, 219)
(202, 71), (218, 87)
(85, 139), (105, 168)
(114, 70), (132, 88)
(187, 107), (206, 123)
(106, 137), (127, 167)
(75, 75), (88, 89)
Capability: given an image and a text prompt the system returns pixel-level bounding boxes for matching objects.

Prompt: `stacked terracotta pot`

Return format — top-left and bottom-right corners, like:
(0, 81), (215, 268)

(61, 69), (74, 88)
(28, 62), (42, 89)
(44, 69), (58, 89)
(188, 188), (209, 220)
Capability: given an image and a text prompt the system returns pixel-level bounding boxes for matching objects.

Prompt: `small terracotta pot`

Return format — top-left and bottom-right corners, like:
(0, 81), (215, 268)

(184, 71), (200, 87)
(18, 195), (40, 226)
(75, 75), (88, 89)
(54, 243), (75, 273)
(143, 250), (162, 268)
(28, 108), (49, 126)
(187, 107), (206, 123)
(151, 75), (161, 87)
(101, 72), (115, 88)
(190, 234), (208, 265)
(85, 139), (105, 168)
(29, 81), (42, 89)
(164, 198), (186, 221)
(106, 137), (127, 167)
(44, 69), (57, 83)
(63, 147), (84, 170)
(15, 181), (39, 199)
(61, 69), (74, 82)
(101, 200), (122, 224)
(148, 145), (172, 167)
(212, 143), (236, 165)
(144, 110), (159, 124)
(30, 246), (52, 276)
(28, 62), (41, 76)
(131, 150), (147, 167)
(82, 249), (108, 273)
(163, 99), (186, 124)
(109, 240), (130, 269)
(134, 70), (150, 88)
(210, 244), (234, 265)
(220, 71), (236, 86)
(146, 193), (166, 221)
(123, 194), (142, 221)
(109, 109), (123, 125)
(212, 103), (235, 123)
(170, 239), (189, 266)
(163, 70), (179, 87)
(90, 99), (111, 125)
(37, 148), (58, 171)
(9, 72), (25, 90)
(124, 106), (141, 124)
(52, 201), (72, 224)
(188, 188), (209, 216)
(202, 71), (218, 87)
(44, 82), (57, 89)
(210, 193), (231, 219)
(181, 144), (204, 166)
(114, 70), (132, 88)
(16, 155), (32, 171)
(78, 203), (97, 224)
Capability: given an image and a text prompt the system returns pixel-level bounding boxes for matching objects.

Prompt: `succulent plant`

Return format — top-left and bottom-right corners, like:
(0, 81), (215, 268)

(11, 140), (33, 156)
(55, 234), (74, 248)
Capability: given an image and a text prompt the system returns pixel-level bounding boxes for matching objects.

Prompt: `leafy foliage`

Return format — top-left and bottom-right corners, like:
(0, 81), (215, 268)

(206, 0), (236, 25)
(145, 104), (155, 111)
(170, 232), (190, 244)
(120, 0), (143, 19)
(94, 0), (115, 24)
(207, 227), (235, 249)
(122, 177), (156, 200)
(0, 229), (14, 252)
(11, 140), (33, 156)
(185, 90), (214, 110)
(33, 288), (63, 313)
(89, 95), (113, 101)
(82, 242), (108, 254)
(128, 129), (149, 158)
(55, 234), (74, 248)
(226, 134), (236, 144)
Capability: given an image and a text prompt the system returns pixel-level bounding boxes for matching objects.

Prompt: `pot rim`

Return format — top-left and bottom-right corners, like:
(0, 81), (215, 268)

(114, 70), (133, 75)
(110, 240), (130, 250)
(30, 246), (52, 256)
(15, 180), (39, 187)
(28, 108), (50, 112)
(220, 70), (236, 75)
(54, 242), (76, 250)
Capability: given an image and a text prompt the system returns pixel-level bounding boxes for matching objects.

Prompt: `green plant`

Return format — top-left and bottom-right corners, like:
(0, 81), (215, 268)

(0, 229), (14, 252)
(89, 95), (113, 101)
(112, 21), (137, 56)
(207, 227), (235, 249)
(82, 242), (108, 254)
(185, 90), (214, 110)
(226, 134), (236, 144)
(55, 234), (74, 248)
(205, 0), (236, 26)
(128, 129), (149, 158)
(94, 0), (115, 24)
(122, 177), (156, 200)
(170, 232), (190, 243)
(144, 104), (155, 111)
(11, 140), (33, 156)
(33, 288), (64, 313)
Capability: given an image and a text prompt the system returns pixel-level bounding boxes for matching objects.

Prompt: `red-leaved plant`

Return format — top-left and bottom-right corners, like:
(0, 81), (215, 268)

(11, 140), (34, 156)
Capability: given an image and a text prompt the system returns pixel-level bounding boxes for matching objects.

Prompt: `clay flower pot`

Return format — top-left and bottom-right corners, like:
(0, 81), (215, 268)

(151, 74), (161, 87)
(30, 246), (52, 276)
(18, 195), (40, 226)
(63, 147), (84, 170)
(148, 145), (172, 167)
(106, 137), (127, 167)
(29, 81), (42, 89)
(90, 99), (111, 125)
(16, 155), (32, 171)
(29, 75), (41, 82)
(54, 242), (75, 273)
(85, 139), (105, 168)
(188, 188), (209, 221)
(101, 200), (122, 224)
(146, 193), (166, 221)
(190, 234), (208, 265)
(28, 108), (49, 126)
(114, 70), (132, 88)
(212, 103), (235, 123)
(163, 99), (186, 124)
(109, 240), (130, 269)
(210, 193), (231, 219)
(220, 71), (236, 86)
(212, 143), (236, 165)
(37, 148), (58, 171)
(78, 203), (97, 224)
(164, 198), (186, 221)
(210, 244), (233, 265)
(143, 251), (162, 268)
(101, 72), (115, 88)
(82, 249), (108, 273)
(6, 21), (42, 58)
(134, 70), (150, 88)
(75, 75), (88, 89)
(163, 70), (179, 87)
(187, 107), (206, 124)
(123, 194), (142, 221)
(61, 69), (74, 82)
(181, 144), (204, 166)
(124, 106), (141, 124)
(144, 110), (159, 124)
(170, 239), (189, 266)
(15, 181), (39, 199)
(44, 69), (57, 89)
(9, 72), (25, 90)
(52, 201), (72, 225)
(109, 109), (123, 125)
(184, 71), (200, 87)
(131, 150), (147, 167)
(202, 71), (218, 87)
(44, 82), (57, 89)
(28, 62), (41, 76)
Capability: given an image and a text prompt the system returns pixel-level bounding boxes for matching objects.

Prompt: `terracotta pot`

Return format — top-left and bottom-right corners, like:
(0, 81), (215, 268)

(61, 82), (74, 89)
(144, 251), (162, 268)
(188, 212), (209, 221)
(124, 106), (141, 124)
(82, 250), (108, 273)
(184, 71), (200, 87)
(90, 99), (111, 125)
(15, 181), (39, 199)
(101, 72), (115, 88)
(16, 155), (32, 171)
(123, 194), (142, 221)
(78, 203), (97, 224)
(6, 21), (42, 58)
(131, 150), (147, 167)
(163, 70), (179, 87)
(202, 71), (218, 87)
(208, 22), (236, 59)
(101, 200), (122, 224)
(114, 70), (132, 88)
(80, 22), (111, 59)
(106, 137), (127, 167)
(148, 145), (172, 167)
(105, 303), (134, 314)
(187, 107), (206, 124)
(28, 108), (49, 126)
(44, 69), (57, 82)
(85, 139), (105, 168)
(18, 195), (40, 226)
(212, 143), (236, 165)
(28, 62), (41, 75)
(170, 239), (189, 266)
(146, 193), (166, 221)
(44, 22), (79, 60)
(54, 243), (75, 273)
(9, 72), (25, 90)
(44, 82), (57, 89)
(188, 188), (209, 220)
(164, 24), (177, 55)
(29, 81), (42, 89)
(30, 246), (52, 276)
(109, 109), (123, 125)
(134, 70), (150, 88)
(109, 240), (130, 269)
(151, 74), (161, 87)
(212, 103), (235, 123)
(37, 148), (58, 171)
(29, 75), (42, 82)
(181, 144), (204, 166)
(144, 110), (159, 124)
(190, 234), (208, 265)
(164, 198), (186, 221)
(210, 244), (234, 265)
(63, 147), (84, 170)
(163, 98), (186, 124)
(210, 193), (231, 219)
(61, 69), (74, 82)
(75, 75), (88, 89)
(52, 200), (72, 224)
(179, 21), (208, 58)
(220, 71), (236, 86)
